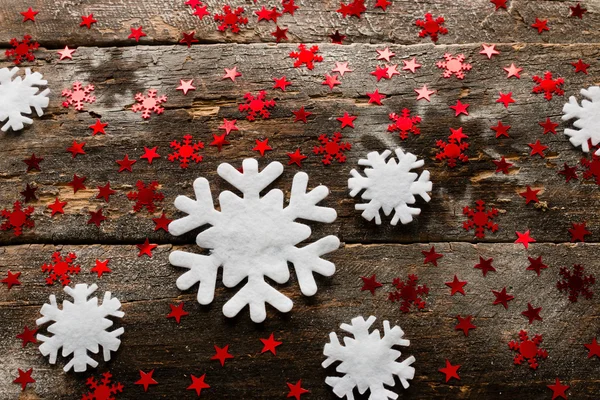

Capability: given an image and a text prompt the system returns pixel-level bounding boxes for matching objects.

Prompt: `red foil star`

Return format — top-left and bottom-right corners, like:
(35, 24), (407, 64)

(360, 274), (382, 295)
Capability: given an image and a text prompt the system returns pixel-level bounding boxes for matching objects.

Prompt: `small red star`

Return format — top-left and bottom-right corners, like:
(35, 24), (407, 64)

(287, 149), (308, 167)
(439, 360), (460, 382)
(491, 121), (511, 138)
(141, 147), (160, 164)
(253, 139), (273, 156)
(260, 333), (282, 355)
(584, 337), (600, 358)
(480, 43), (500, 59)
(16, 326), (37, 347)
(57, 46), (76, 60)
(176, 79), (196, 95)
(283, 0), (299, 15)
(474, 256), (496, 277)
(210, 134), (230, 151)
(1, 271), (21, 289)
(211, 345), (234, 366)
(570, 3), (587, 19)
(67, 140), (86, 158)
(88, 208), (107, 227)
(167, 302), (189, 323)
(48, 198), (67, 216)
(68, 174), (87, 193)
(222, 66), (242, 81)
(528, 140), (548, 158)
(322, 74), (341, 90)
(193, 5), (210, 19)
(374, 0), (391, 11)
(89, 119), (108, 135)
(80, 14), (97, 29)
(90, 259), (111, 277)
(360, 274), (382, 295)
(272, 26), (288, 42)
(128, 26), (147, 42)
(180, 31), (198, 47)
(558, 163), (578, 182)
(273, 76), (292, 91)
(450, 99), (469, 116)
(490, 0), (507, 10)
(527, 256), (548, 276)
(422, 246), (443, 266)
(445, 275), (467, 296)
(503, 63), (522, 79)
(520, 186), (540, 204)
(366, 89), (386, 105)
(23, 153), (43, 172)
(20, 183), (37, 202)
(337, 112), (357, 129)
(20, 7), (39, 22)
(332, 62), (353, 76)
(569, 222), (591, 242)
(539, 118), (559, 134)
(493, 157), (513, 174)
(135, 370), (158, 392)
(116, 154), (136, 172)
(531, 18), (549, 34)
(496, 92), (515, 108)
(402, 57), (422, 73)
(371, 65), (390, 81)
(492, 287), (515, 309)
(153, 213), (172, 232)
(96, 182), (116, 202)
(255, 6), (280, 22)
(187, 374), (210, 396)
(292, 107), (312, 123)
(515, 230), (536, 249)
(455, 315), (476, 336)
(220, 118), (239, 135)
(13, 368), (35, 391)
(522, 302), (543, 324)
(287, 380), (310, 400)
(415, 85), (435, 101)
(571, 59), (590, 74)
(329, 30), (346, 44)
(547, 378), (569, 400)
(137, 238), (157, 257)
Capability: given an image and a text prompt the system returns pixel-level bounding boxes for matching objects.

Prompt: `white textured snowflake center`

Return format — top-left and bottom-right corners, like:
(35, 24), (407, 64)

(0, 67), (50, 131)
(342, 335), (395, 383)
(366, 164), (414, 204)
(60, 300), (106, 340)
(563, 86), (600, 154)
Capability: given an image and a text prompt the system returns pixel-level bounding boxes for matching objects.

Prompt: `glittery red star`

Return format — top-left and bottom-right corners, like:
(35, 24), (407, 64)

(493, 157), (513, 174)
(360, 274), (382, 295)
(48, 198), (67, 216)
(491, 121), (511, 138)
(128, 26), (147, 41)
(527, 256), (548, 276)
(474, 256), (496, 277)
(571, 59), (590, 74)
(167, 302), (189, 323)
(531, 18), (549, 34)
(496, 92), (515, 108)
(287, 380), (310, 400)
(96, 182), (116, 202)
(13, 368), (35, 391)
(141, 146), (160, 164)
(528, 140), (548, 158)
(422, 246), (443, 266)
(260, 333), (282, 355)
(253, 139), (273, 156)
(88, 208), (107, 227)
(503, 63), (522, 79)
(522, 302), (542, 324)
(520, 186), (540, 204)
(153, 213), (172, 232)
(187, 374), (209, 396)
(68, 174), (86, 193)
(287, 149), (307, 167)
(329, 30), (346, 44)
(569, 222), (591, 242)
(80, 14), (97, 29)
(492, 287), (515, 309)
(16, 326), (37, 347)
(322, 74), (341, 90)
(90, 259), (111, 277)
(67, 140), (86, 158)
(515, 230), (536, 248)
(337, 112), (356, 129)
(450, 99), (469, 116)
(135, 370), (158, 392)
(570, 3), (587, 19)
(558, 163), (578, 182)
(273, 76), (292, 91)
(211, 345), (234, 366)
(210, 133), (230, 151)
(445, 275), (467, 296)
(585, 337), (600, 358)
(1, 270), (21, 289)
(180, 31), (199, 47)
(23, 153), (43, 172)
(547, 378), (569, 400)
(20, 7), (39, 22)
(292, 107), (312, 123)
(439, 360), (460, 382)
(137, 238), (157, 257)
(539, 118), (559, 134)
(89, 119), (108, 135)
(366, 89), (386, 105)
(455, 315), (476, 336)
(116, 154), (136, 172)
(490, 0), (507, 10)
(272, 26), (288, 42)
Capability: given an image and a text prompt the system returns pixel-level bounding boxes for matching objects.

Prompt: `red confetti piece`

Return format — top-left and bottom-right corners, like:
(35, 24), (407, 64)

(585, 338), (600, 358)
(492, 287), (514, 309)
(415, 13), (448, 42)
(20, 183), (37, 202)
(272, 26), (288, 42)
(503, 63), (522, 79)
(322, 74), (341, 90)
(515, 230), (535, 248)
(20, 7), (39, 22)
(180, 31), (199, 47)
(436, 53), (472, 79)
(388, 108), (421, 139)
(580, 153), (600, 184)
(222, 66), (242, 81)
(479, 43), (499, 59)
(539, 117), (559, 134)
(557, 264), (595, 302)
(260, 333), (282, 355)
(83, 372), (123, 398)
(558, 163), (578, 182)
(490, 0), (507, 11)
(57, 46), (76, 60)
(366, 89), (386, 105)
(132, 89), (167, 119)
(287, 148), (307, 167)
(496, 92), (515, 108)
(1, 201), (34, 236)
(520, 186), (540, 204)
(177, 79), (196, 95)
(137, 238), (157, 257)
(388, 274), (429, 313)
(80, 14), (97, 29)
(531, 18), (549, 34)
(67, 140), (85, 158)
(474, 256), (496, 277)
(48, 198), (67, 216)
(209, 133), (230, 151)
(455, 315), (476, 336)
(1, 270), (21, 289)
(187, 374), (210, 396)
(521, 303), (543, 324)
(127, 181), (164, 212)
(214, 5), (248, 33)
(89, 119), (108, 135)
(167, 302), (189, 323)
(239, 91), (276, 121)
(128, 26), (147, 41)
(287, 380), (310, 400)
(6, 35), (39, 65)
(253, 138), (273, 156)
(374, 0), (391, 11)
(292, 107), (312, 123)
(282, 0), (299, 15)
(570, 3), (587, 18)
(116, 154), (136, 172)
(168, 135), (204, 168)
(16, 326), (37, 347)
(41, 251), (80, 286)
(273, 76), (292, 91)
(569, 222), (591, 242)
(313, 132), (352, 165)
(211, 345), (234, 366)
(23, 153), (43, 172)
(329, 30), (346, 44)
(572, 59), (590, 74)
(141, 147), (160, 164)
(90, 259), (111, 278)
(463, 200), (498, 238)
(547, 378), (569, 400)
(153, 213), (172, 232)
(360, 274), (382, 295)
(439, 360), (460, 382)
(135, 370), (158, 392)
(88, 208), (107, 227)
(528, 140), (548, 158)
(436, 128), (469, 168)
(337, 112), (356, 129)
(532, 71), (564, 101)
(62, 82), (95, 111)
(509, 330), (547, 369)
(527, 256), (548, 276)
(491, 121), (511, 138)
(289, 44), (323, 70)
(422, 246), (443, 266)
(450, 99), (469, 116)
(13, 368), (35, 391)
(97, 182), (116, 202)
(445, 275), (467, 296)
(255, 6), (281, 22)
(68, 174), (87, 193)
(337, 0), (366, 18)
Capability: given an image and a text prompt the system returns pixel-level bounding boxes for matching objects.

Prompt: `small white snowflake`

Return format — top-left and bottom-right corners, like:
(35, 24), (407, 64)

(36, 283), (124, 372)
(0, 67), (49, 131)
(348, 148), (432, 225)
(169, 158), (340, 323)
(562, 86), (600, 155)
(322, 316), (416, 400)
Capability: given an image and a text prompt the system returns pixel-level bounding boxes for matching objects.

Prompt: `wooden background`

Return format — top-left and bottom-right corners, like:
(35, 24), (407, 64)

(0, 0), (599, 398)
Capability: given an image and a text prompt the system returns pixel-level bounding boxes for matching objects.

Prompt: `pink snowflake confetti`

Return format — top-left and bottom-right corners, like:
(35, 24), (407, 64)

(62, 82), (96, 111)
(388, 274), (429, 313)
(132, 89), (167, 119)
(436, 53), (472, 79)
(313, 132), (352, 165)
(168, 134), (204, 168)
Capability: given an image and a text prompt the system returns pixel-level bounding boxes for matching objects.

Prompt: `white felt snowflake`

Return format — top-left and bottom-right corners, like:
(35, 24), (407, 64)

(0, 67), (49, 131)
(348, 148), (432, 225)
(36, 283), (124, 372)
(562, 86), (600, 155)
(169, 158), (340, 323)
(322, 316), (416, 400)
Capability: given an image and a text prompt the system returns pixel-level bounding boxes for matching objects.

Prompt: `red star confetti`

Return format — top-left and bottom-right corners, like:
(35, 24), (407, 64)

(88, 208), (107, 227)
(135, 370), (158, 392)
(57, 46), (76, 60)
(439, 360), (460, 382)
(67, 140), (85, 158)
(289, 44), (323, 70)
(474, 256), (496, 277)
(180, 31), (199, 47)
(6, 35), (39, 65)
(480, 44), (500, 59)
(273, 76), (292, 91)
(272, 26), (288, 42)
(557, 264), (595, 302)
(402, 57), (422, 73)
(436, 53), (472, 79)
(192, 4), (210, 19)
(287, 380), (310, 400)
(332, 62), (353, 76)
(153, 213), (172, 232)
(490, 0), (507, 10)
(261, 333), (282, 355)
(504, 63), (523, 79)
(415, 85), (435, 101)
(16, 326), (37, 347)
(539, 118), (559, 134)
(492, 287), (515, 309)
(527, 256), (548, 276)
(455, 315), (476, 336)
(532, 71), (564, 100)
(210, 134), (230, 151)
(132, 89), (167, 119)
(415, 13), (448, 42)
(515, 230), (536, 248)
(89, 119), (108, 135)
(338, 0), (367, 18)
(222, 66), (242, 81)
(496, 92), (515, 108)
(322, 74), (341, 90)
(522, 303), (542, 324)
(187, 374), (210, 396)
(422, 246), (443, 266)
(211, 345), (234, 366)
(360, 274), (382, 295)
(128, 26), (147, 42)
(463, 200), (498, 238)
(520, 187), (540, 204)
(282, 0), (299, 15)
(96, 182), (116, 202)
(127, 181), (164, 213)
(493, 156), (513, 174)
(167, 302), (189, 323)
(388, 274), (429, 313)
(337, 112), (357, 129)
(62, 81), (95, 110)
(509, 330), (547, 369)
(491, 121), (511, 138)
(21, 7), (39, 22)
(572, 59), (590, 74)
(141, 146), (160, 164)
(253, 138), (273, 156)
(292, 107), (312, 123)
(116, 154), (136, 172)
(558, 163), (578, 182)
(13, 368), (34, 391)
(450, 99), (469, 116)
(177, 79), (196, 95)
(376, 47), (395, 62)
(1, 271), (21, 289)
(68, 174), (87, 193)
(287, 149), (307, 167)
(329, 30), (346, 44)
(547, 378), (569, 400)
(445, 275), (467, 296)
(169, 135), (204, 168)
(20, 183), (37, 202)
(528, 140), (548, 158)
(313, 132), (352, 165)
(585, 337), (600, 359)
(255, 6), (281, 22)
(137, 238), (157, 257)
(80, 14), (97, 29)
(239, 91), (276, 121)
(23, 153), (43, 172)
(48, 198), (67, 216)
(569, 222), (591, 242)
(90, 259), (111, 278)
(1, 201), (34, 236)
(570, 3), (587, 19)
(366, 89), (386, 105)
(374, 0), (391, 11)
(531, 18), (549, 34)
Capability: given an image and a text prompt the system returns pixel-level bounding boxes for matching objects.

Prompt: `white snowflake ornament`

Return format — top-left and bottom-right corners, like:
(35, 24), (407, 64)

(348, 148), (432, 225)
(169, 158), (340, 323)
(0, 67), (49, 131)
(562, 86), (600, 155)
(323, 316), (416, 400)
(36, 283), (124, 372)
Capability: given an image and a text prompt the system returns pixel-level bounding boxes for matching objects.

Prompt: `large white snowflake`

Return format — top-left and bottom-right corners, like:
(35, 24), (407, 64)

(36, 283), (124, 372)
(168, 158), (340, 323)
(322, 316), (416, 400)
(348, 148), (432, 225)
(562, 86), (600, 155)
(0, 67), (50, 131)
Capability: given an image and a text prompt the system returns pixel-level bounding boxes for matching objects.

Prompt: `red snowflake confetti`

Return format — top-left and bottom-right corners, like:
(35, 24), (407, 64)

(152, 213), (172, 232)
(16, 326), (37, 347)
(474, 256), (496, 277)
(422, 246), (443, 266)
(1, 270), (21, 289)
(455, 315), (476, 336)
(557, 264), (595, 302)
(509, 330), (548, 369)
(387, 108), (421, 139)
(82, 372), (123, 400)
(187, 374), (210, 396)
(6, 35), (39, 65)
(515, 230), (535, 248)
(437, 53), (472, 79)
(292, 107), (312, 123)
(445, 275), (467, 296)
(167, 302), (189, 323)
(435, 127), (469, 168)
(1, 201), (34, 236)
(520, 187), (540, 204)
(360, 274), (382, 295)
(388, 274), (429, 313)
(128, 26), (146, 41)
(531, 18), (549, 34)
(238, 91), (276, 121)
(127, 181), (164, 213)
(97, 182), (116, 202)
(212, 345), (234, 366)
(62, 82), (95, 111)
(13, 368), (35, 391)
(260, 333), (282, 355)
(492, 287), (515, 309)
(522, 302), (543, 324)
(572, 59), (590, 74)
(558, 163), (578, 182)
(214, 5), (248, 33)
(547, 378), (569, 400)
(532, 72), (564, 101)
(89, 119), (108, 135)
(41, 251), (80, 286)
(135, 370), (158, 392)
(289, 44), (323, 70)
(415, 13), (448, 42)
(497, 92), (515, 108)
(313, 132), (352, 165)
(569, 222), (591, 242)
(91, 259), (111, 278)
(579, 153), (600, 185)
(287, 148), (307, 167)
(168, 134), (204, 168)
(21, 7), (39, 22)
(527, 256), (548, 276)
(253, 138), (273, 156)
(463, 200), (498, 238)
(338, 0), (366, 18)
(439, 360), (460, 382)
(132, 89), (167, 119)
(137, 238), (157, 257)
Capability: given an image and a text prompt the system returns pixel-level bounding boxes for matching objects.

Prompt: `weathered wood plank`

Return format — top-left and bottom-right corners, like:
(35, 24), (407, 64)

(0, 242), (598, 398)
(0, 43), (598, 245)
(0, 0), (598, 47)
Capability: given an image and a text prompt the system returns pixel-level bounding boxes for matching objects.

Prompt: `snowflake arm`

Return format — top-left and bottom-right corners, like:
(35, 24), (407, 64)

(562, 86), (600, 155)
(0, 67), (50, 131)
(285, 171), (337, 223)
(286, 236), (340, 296)
(169, 251), (220, 304)
(168, 177), (221, 236)
(218, 158), (283, 198)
